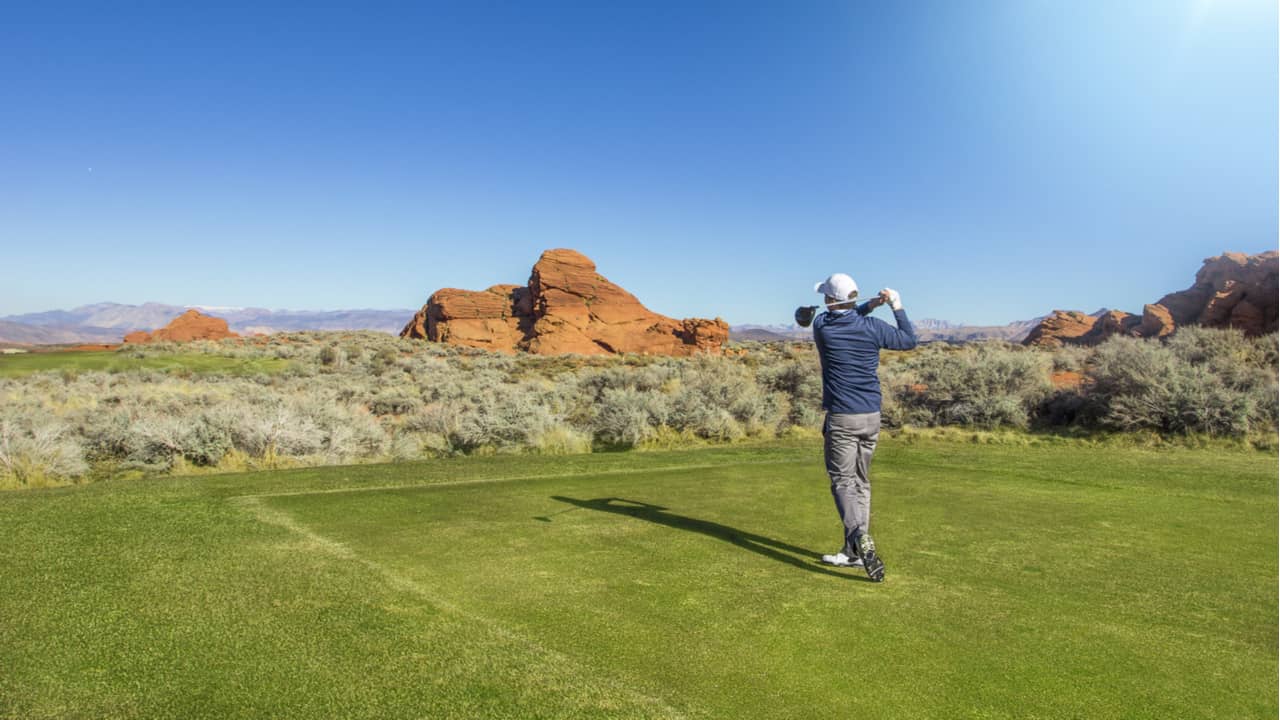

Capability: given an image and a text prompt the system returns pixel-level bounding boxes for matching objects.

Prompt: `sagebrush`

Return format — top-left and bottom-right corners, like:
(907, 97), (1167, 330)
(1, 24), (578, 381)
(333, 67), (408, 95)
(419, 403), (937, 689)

(1, 327), (1274, 487)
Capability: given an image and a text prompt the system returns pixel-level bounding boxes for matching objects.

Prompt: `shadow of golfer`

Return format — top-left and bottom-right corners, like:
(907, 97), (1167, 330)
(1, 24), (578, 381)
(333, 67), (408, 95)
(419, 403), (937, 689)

(547, 496), (868, 581)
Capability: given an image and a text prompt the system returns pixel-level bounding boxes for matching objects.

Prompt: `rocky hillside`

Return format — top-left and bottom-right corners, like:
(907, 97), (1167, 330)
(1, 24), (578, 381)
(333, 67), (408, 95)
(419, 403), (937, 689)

(124, 310), (240, 344)
(402, 249), (729, 355)
(1024, 251), (1278, 348)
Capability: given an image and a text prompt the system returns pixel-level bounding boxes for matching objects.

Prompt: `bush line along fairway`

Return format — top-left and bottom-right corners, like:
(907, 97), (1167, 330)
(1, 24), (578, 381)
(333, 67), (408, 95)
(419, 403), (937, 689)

(0, 328), (1275, 489)
(1, 439), (1274, 719)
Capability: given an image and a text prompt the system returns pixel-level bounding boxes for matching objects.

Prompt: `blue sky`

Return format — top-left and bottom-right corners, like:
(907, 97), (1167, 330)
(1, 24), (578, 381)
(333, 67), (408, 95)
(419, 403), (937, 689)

(2, 1), (1275, 325)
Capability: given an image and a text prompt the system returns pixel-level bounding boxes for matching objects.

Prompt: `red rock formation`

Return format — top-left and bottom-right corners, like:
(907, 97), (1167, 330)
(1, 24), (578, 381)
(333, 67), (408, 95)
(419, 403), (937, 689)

(401, 285), (532, 353)
(1139, 303), (1175, 339)
(401, 249), (729, 355)
(124, 309), (239, 344)
(1024, 251), (1278, 347)
(1081, 309), (1141, 344)
(1155, 251), (1278, 336)
(1021, 311), (1098, 349)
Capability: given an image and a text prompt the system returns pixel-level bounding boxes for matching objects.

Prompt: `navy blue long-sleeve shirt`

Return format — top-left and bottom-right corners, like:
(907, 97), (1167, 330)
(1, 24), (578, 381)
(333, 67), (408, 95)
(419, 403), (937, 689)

(813, 304), (917, 414)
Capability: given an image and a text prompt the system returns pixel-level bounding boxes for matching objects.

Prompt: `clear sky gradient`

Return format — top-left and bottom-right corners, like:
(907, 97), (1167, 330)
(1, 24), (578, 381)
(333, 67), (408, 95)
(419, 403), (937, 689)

(3, 1), (1276, 325)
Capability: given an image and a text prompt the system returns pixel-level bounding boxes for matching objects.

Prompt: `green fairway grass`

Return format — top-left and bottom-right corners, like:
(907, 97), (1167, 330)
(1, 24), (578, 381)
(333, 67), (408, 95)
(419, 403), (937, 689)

(1, 439), (1274, 719)
(0, 350), (290, 377)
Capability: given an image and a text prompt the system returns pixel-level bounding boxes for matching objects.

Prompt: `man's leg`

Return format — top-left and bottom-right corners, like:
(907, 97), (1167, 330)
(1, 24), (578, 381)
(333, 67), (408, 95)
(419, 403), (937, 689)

(821, 412), (862, 567)
(824, 412), (884, 580)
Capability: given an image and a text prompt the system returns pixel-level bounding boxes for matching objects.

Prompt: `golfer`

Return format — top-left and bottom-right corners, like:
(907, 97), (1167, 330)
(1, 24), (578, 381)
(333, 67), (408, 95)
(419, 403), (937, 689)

(810, 273), (916, 581)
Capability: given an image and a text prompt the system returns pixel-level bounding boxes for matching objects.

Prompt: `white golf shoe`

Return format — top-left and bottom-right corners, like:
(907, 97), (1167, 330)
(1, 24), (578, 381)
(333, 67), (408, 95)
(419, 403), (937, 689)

(820, 552), (864, 568)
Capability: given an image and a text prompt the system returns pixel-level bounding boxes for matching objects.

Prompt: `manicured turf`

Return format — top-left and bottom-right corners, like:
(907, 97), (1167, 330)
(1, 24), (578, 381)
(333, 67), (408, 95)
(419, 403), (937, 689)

(0, 350), (290, 377)
(1, 439), (1275, 719)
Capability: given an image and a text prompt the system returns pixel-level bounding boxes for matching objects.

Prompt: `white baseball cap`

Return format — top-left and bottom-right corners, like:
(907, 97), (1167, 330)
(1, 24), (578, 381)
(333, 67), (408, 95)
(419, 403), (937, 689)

(815, 273), (858, 301)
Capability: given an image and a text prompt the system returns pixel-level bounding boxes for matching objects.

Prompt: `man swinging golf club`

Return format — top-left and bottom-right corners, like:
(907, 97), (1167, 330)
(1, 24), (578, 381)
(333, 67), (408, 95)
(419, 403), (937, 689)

(796, 273), (916, 582)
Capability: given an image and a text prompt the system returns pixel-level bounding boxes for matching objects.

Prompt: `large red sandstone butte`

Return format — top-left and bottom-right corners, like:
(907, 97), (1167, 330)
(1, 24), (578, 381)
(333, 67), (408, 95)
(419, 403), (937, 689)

(401, 249), (729, 355)
(124, 309), (240, 344)
(1024, 251), (1278, 348)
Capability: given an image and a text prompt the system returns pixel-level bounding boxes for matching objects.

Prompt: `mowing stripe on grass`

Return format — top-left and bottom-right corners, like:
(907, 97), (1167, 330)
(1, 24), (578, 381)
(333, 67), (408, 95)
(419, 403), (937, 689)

(889, 457), (1271, 504)
(232, 495), (691, 719)
(229, 451), (1265, 509)
(226, 457), (811, 501)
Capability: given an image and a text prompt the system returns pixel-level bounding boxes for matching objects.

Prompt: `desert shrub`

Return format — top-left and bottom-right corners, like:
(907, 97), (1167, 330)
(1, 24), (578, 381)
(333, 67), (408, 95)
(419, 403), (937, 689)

(668, 359), (782, 439)
(1165, 326), (1267, 367)
(402, 402), (460, 436)
(671, 401), (743, 441)
(1036, 387), (1090, 427)
(288, 394), (388, 459)
(887, 342), (1052, 429)
(414, 432), (453, 458)
(319, 345), (342, 367)
(180, 415), (234, 466)
(321, 413), (389, 460)
(365, 389), (422, 416)
(120, 413), (228, 469)
(1050, 345), (1090, 373)
(1086, 331), (1276, 436)
(590, 387), (666, 447)
(446, 384), (563, 452)
(758, 358), (824, 427)
(226, 402), (327, 458)
(577, 363), (677, 397)
(0, 417), (89, 487)
(80, 408), (135, 461)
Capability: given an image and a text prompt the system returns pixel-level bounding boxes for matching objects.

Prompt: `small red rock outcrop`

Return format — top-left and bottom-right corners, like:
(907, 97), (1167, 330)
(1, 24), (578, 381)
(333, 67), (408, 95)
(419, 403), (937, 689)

(1021, 311), (1101, 348)
(124, 309), (240, 344)
(1082, 309), (1142, 345)
(1025, 251), (1278, 347)
(401, 249), (729, 355)
(1138, 303), (1175, 339)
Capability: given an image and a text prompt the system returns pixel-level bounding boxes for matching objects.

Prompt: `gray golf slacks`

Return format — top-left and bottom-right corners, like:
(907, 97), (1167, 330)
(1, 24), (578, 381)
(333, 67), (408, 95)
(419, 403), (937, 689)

(823, 411), (880, 557)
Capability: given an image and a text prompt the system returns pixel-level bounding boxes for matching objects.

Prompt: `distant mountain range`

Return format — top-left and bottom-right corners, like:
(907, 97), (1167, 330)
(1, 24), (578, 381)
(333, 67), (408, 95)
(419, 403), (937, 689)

(0, 301), (1067, 347)
(0, 303), (414, 345)
(729, 314), (1053, 344)
(0, 320), (127, 346)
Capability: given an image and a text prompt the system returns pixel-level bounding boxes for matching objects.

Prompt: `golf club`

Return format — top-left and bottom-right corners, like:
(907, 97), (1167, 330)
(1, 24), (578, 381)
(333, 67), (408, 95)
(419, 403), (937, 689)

(794, 294), (889, 328)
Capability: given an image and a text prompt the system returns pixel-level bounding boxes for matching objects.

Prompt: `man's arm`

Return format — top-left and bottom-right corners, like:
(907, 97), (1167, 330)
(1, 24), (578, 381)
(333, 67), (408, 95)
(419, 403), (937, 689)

(856, 296), (886, 316)
(875, 288), (916, 350)
(813, 317), (830, 374)
(876, 309), (917, 350)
